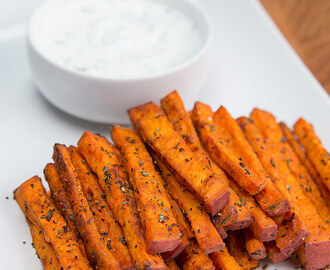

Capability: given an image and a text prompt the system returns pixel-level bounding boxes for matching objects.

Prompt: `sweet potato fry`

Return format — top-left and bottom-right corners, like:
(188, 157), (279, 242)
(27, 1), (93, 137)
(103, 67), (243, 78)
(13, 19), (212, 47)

(44, 163), (72, 211)
(281, 123), (330, 208)
(238, 115), (310, 256)
(44, 163), (86, 256)
(244, 228), (267, 260)
(209, 248), (244, 270)
(223, 206), (253, 231)
(230, 180), (277, 242)
(28, 220), (61, 270)
(19, 188), (61, 270)
(249, 109), (330, 269)
(296, 207), (330, 269)
(191, 102), (265, 195)
(112, 125), (182, 254)
(150, 140), (194, 247)
(294, 118), (330, 192)
(69, 146), (133, 269)
(208, 166), (239, 229)
(222, 183), (253, 231)
(210, 164), (248, 230)
(176, 239), (215, 270)
(161, 200), (190, 261)
(273, 209), (309, 257)
(280, 122), (330, 219)
(168, 196), (194, 240)
(191, 102), (290, 217)
(166, 260), (180, 270)
(161, 91), (201, 152)
(161, 90), (237, 225)
(297, 238), (330, 270)
(128, 102), (230, 215)
(161, 192), (193, 261)
(77, 131), (166, 269)
(211, 196), (239, 235)
(280, 122), (315, 175)
(53, 144), (121, 269)
(214, 198), (238, 228)
(14, 176), (91, 270)
(264, 242), (288, 263)
(236, 116), (296, 200)
(215, 226), (228, 240)
(160, 91), (228, 188)
(154, 154), (225, 254)
(226, 230), (259, 270)
(202, 104), (290, 216)
(254, 186), (291, 218)
(162, 236), (189, 263)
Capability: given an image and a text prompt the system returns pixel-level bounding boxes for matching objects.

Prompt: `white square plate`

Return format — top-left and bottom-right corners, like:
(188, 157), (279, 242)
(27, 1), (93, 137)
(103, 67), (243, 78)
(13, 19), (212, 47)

(0, 0), (329, 269)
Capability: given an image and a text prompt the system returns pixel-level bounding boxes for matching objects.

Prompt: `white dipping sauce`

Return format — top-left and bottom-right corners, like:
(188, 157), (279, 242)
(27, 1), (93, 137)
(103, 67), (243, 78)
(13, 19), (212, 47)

(35, 0), (205, 78)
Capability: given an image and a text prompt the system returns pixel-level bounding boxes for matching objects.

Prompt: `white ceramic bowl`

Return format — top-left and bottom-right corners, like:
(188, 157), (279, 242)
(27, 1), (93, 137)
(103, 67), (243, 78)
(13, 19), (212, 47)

(27, 0), (213, 124)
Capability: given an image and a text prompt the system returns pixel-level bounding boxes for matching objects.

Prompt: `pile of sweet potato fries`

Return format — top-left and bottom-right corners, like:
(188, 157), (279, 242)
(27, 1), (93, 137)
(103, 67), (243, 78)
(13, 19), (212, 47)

(14, 91), (330, 270)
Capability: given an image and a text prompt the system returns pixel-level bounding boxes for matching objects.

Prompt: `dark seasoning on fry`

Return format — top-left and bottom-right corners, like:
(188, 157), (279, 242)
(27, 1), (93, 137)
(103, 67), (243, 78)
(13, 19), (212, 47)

(14, 90), (330, 270)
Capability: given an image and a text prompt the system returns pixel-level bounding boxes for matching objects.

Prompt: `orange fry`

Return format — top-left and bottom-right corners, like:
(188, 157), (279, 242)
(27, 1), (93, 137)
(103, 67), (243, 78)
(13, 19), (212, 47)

(191, 102), (290, 218)
(209, 248), (244, 270)
(162, 236), (189, 263)
(161, 197), (191, 261)
(238, 115), (310, 257)
(168, 197), (194, 240)
(294, 118), (330, 193)
(44, 163), (86, 256)
(176, 239), (215, 270)
(53, 144), (121, 269)
(28, 220), (61, 270)
(128, 102), (230, 215)
(249, 109), (330, 270)
(223, 202), (253, 231)
(281, 122), (330, 208)
(78, 132), (166, 269)
(226, 230), (258, 270)
(154, 154), (225, 254)
(230, 180), (277, 242)
(244, 228), (267, 260)
(264, 242), (288, 263)
(14, 176), (91, 270)
(161, 90), (238, 225)
(112, 125), (182, 254)
(280, 122), (330, 219)
(69, 146), (133, 269)
(191, 102), (266, 195)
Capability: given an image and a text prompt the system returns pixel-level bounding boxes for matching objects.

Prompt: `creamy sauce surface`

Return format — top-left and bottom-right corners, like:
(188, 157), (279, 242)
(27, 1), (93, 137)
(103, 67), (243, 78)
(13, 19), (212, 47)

(35, 0), (205, 78)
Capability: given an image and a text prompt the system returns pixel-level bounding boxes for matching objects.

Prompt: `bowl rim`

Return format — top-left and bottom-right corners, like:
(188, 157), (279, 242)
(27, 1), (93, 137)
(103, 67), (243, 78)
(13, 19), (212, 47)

(27, 0), (213, 82)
